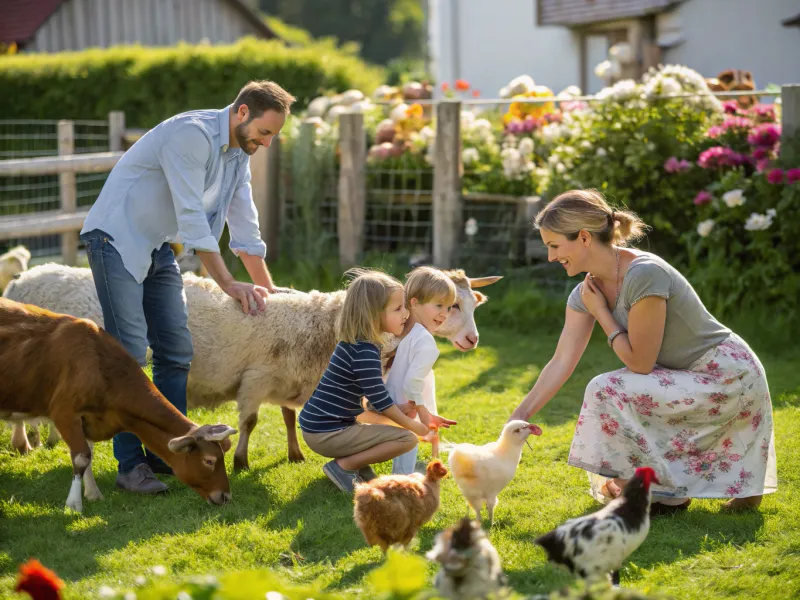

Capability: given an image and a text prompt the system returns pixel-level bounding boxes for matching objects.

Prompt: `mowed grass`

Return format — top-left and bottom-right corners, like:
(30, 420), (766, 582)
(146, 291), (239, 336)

(1, 323), (799, 599)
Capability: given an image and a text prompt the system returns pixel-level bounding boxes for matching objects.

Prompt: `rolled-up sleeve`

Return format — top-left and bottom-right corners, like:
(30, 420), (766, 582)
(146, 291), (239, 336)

(158, 124), (220, 254)
(227, 158), (267, 258)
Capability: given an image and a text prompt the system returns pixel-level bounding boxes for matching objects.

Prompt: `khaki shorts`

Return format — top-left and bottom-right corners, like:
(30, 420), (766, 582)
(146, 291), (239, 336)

(302, 423), (417, 459)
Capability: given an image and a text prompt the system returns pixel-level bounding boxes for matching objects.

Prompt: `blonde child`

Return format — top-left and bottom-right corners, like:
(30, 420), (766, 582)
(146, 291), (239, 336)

(386, 266), (458, 475)
(298, 269), (436, 493)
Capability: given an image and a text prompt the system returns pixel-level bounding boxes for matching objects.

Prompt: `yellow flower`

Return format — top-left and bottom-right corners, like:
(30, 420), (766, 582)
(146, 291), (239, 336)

(504, 86), (555, 124)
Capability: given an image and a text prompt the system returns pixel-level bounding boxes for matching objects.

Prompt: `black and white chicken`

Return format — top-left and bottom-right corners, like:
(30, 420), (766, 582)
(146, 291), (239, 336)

(534, 467), (660, 586)
(426, 517), (507, 600)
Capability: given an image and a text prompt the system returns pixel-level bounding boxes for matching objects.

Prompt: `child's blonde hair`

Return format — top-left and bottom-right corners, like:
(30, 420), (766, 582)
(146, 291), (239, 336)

(404, 266), (457, 307)
(336, 268), (404, 345)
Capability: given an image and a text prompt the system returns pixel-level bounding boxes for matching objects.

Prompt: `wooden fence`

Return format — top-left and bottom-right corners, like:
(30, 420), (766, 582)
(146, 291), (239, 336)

(2, 83), (799, 268)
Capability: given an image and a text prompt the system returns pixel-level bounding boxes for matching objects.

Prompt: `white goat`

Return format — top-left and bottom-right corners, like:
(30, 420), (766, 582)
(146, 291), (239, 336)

(4, 264), (500, 469)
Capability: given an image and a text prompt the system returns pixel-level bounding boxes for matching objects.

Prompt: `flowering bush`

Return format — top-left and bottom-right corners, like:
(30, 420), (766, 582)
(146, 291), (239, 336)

(541, 65), (721, 255)
(682, 110), (800, 314)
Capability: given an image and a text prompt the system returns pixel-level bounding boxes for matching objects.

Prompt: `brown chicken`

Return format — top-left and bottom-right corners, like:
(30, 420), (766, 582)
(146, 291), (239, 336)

(353, 459), (449, 552)
(15, 559), (64, 600)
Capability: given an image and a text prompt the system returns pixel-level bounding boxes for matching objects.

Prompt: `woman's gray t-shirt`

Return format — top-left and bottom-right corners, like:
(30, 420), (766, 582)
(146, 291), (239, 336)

(567, 250), (731, 369)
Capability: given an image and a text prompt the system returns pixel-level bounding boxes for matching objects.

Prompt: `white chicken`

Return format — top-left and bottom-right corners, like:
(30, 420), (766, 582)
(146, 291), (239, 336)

(534, 467), (660, 586)
(446, 420), (542, 526)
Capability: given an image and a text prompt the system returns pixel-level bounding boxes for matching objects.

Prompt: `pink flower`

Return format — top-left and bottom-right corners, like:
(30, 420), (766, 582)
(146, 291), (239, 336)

(748, 123), (781, 148)
(722, 116), (753, 131)
(756, 159), (771, 173)
(748, 104), (776, 122)
(722, 101), (739, 114)
(664, 157), (693, 173)
(767, 168), (785, 184)
(693, 190), (713, 205)
(706, 126), (724, 139)
(751, 147), (770, 161)
(787, 168), (800, 184)
(698, 146), (747, 169)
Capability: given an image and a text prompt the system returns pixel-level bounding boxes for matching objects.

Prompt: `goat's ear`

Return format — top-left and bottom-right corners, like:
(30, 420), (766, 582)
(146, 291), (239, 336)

(219, 438), (232, 453)
(468, 276), (502, 289)
(473, 290), (488, 305)
(168, 434), (199, 454)
(195, 424), (237, 442)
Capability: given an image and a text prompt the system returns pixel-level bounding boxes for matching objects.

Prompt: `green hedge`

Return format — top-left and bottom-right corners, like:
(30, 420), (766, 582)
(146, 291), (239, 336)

(0, 37), (384, 128)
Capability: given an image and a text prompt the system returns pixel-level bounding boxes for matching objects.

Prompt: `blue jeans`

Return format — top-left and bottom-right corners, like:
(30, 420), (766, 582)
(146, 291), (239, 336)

(392, 446), (418, 475)
(81, 229), (193, 474)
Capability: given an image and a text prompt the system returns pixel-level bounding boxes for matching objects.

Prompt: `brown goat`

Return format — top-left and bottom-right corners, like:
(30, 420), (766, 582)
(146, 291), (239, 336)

(0, 298), (237, 512)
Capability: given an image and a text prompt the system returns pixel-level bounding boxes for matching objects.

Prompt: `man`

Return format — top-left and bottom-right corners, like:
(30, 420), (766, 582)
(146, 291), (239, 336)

(80, 80), (295, 494)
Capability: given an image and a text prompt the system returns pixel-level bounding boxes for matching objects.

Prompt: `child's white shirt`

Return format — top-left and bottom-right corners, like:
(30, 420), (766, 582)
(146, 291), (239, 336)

(384, 322), (439, 414)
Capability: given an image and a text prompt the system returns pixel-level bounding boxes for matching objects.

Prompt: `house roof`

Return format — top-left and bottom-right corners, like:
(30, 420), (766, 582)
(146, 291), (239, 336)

(0, 0), (63, 45)
(537, 0), (683, 27)
(783, 13), (800, 27)
(0, 0), (277, 46)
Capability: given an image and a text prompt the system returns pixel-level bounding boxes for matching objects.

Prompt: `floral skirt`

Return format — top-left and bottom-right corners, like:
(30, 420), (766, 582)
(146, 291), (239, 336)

(569, 333), (778, 499)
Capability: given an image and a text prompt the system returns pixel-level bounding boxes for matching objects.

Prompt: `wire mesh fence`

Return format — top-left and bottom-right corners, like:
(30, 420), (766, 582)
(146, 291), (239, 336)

(0, 119), (110, 259)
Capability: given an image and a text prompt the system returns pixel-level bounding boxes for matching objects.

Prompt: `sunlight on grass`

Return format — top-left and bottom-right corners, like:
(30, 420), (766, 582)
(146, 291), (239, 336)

(1, 324), (799, 599)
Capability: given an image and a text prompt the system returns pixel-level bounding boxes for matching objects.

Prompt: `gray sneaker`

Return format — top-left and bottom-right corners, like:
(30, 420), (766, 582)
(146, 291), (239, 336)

(358, 465), (378, 482)
(322, 460), (359, 493)
(116, 463), (168, 494)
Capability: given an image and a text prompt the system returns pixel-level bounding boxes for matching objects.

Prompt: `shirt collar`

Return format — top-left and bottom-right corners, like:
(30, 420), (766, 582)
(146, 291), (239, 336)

(219, 106), (232, 153)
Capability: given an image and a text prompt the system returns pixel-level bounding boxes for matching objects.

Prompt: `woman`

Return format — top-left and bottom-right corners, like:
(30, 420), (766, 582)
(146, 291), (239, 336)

(509, 190), (777, 513)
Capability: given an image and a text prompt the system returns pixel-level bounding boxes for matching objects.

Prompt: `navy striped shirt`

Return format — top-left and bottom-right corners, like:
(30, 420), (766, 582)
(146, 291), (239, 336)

(299, 341), (395, 433)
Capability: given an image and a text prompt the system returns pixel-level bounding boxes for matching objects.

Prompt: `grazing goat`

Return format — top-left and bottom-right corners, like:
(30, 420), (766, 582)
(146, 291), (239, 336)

(3, 264), (500, 470)
(0, 298), (236, 512)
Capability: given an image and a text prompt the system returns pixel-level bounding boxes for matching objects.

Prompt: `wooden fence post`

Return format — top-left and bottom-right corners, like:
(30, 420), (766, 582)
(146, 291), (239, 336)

(108, 111), (125, 152)
(433, 101), (462, 268)
(265, 137), (281, 263)
(58, 120), (77, 266)
(780, 84), (800, 147)
(249, 144), (269, 254)
(337, 112), (366, 268)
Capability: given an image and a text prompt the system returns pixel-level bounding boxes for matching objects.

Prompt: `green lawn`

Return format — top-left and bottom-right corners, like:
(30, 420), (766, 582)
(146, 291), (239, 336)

(1, 323), (799, 599)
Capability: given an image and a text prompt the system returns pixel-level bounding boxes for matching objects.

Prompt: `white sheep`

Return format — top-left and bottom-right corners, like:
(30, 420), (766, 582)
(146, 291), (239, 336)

(0, 245), (31, 292)
(4, 264), (500, 469)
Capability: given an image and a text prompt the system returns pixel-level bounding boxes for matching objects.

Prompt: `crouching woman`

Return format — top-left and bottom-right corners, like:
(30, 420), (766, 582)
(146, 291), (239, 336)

(508, 189), (777, 513)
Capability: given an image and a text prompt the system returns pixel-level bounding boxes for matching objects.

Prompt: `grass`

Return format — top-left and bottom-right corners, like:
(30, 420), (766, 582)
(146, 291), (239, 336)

(1, 282), (799, 598)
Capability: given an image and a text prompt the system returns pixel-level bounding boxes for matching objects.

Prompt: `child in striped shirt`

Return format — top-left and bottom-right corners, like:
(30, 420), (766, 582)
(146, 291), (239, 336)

(299, 269), (436, 493)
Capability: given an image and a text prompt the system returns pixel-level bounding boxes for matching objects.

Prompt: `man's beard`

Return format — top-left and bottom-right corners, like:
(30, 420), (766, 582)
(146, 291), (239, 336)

(235, 121), (257, 155)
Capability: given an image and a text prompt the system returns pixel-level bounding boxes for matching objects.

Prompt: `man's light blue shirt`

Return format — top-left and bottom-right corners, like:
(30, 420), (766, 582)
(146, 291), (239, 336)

(82, 106), (266, 283)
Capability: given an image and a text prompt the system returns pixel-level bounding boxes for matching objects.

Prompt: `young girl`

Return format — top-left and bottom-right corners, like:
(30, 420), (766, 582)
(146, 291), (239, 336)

(298, 269), (436, 493)
(385, 266), (459, 475)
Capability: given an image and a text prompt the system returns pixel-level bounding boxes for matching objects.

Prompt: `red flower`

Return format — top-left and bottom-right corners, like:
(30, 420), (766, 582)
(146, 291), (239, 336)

(786, 168), (800, 184)
(767, 168), (784, 184)
(455, 79), (470, 91)
(15, 559), (64, 600)
(441, 82), (450, 91)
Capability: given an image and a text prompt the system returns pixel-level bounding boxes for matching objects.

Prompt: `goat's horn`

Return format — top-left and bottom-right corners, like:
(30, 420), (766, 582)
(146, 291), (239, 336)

(468, 276), (503, 289)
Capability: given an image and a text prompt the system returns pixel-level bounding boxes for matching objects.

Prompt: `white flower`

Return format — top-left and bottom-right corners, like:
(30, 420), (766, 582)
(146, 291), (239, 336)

(472, 118), (492, 137)
(555, 162), (566, 174)
(134, 576), (146, 586)
(660, 76), (682, 96)
(177, 593), (192, 600)
(539, 123), (562, 144)
(608, 42), (633, 64)
(744, 212), (775, 231)
(389, 102), (409, 123)
(462, 147), (480, 165)
(697, 219), (715, 237)
(418, 126), (435, 143)
(124, 593), (137, 600)
(580, 140), (593, 149)
(722, 189), (746, 208)
(596, 147), (608, 157)
(594, 60), (612, 79)
(518, 137), (535, 155)
(98, 586), (116, 598)
(151, 565), (167, 576)
(767, 208), (777, 218)
(266, 592), (288, 600)
(502, 75), (535, 98)
(465, 217), (479, 237)
(460, 110), (476, 130)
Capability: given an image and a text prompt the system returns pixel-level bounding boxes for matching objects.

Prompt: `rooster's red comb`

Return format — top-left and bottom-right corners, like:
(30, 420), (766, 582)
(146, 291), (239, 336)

(15, 559), (64, 595)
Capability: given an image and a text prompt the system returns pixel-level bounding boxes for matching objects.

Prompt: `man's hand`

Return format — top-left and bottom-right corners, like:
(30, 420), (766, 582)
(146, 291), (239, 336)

(222, 281), (269, 315)
(427, 414), (457, 429)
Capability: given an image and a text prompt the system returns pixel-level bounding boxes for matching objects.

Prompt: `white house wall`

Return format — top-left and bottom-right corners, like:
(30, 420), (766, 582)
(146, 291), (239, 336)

(30, 0), (262, 52)
(428, 0), (581, 99)
(662, 0), (800, 88)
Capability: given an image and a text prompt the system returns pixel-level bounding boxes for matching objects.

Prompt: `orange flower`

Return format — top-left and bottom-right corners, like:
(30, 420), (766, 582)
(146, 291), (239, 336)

(15, 559), (64, 600)
(455, 79), (470, 91)
(405, 103), (424, 119)
(441, 82), (450, 91)
(472, 89), (481, 97)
